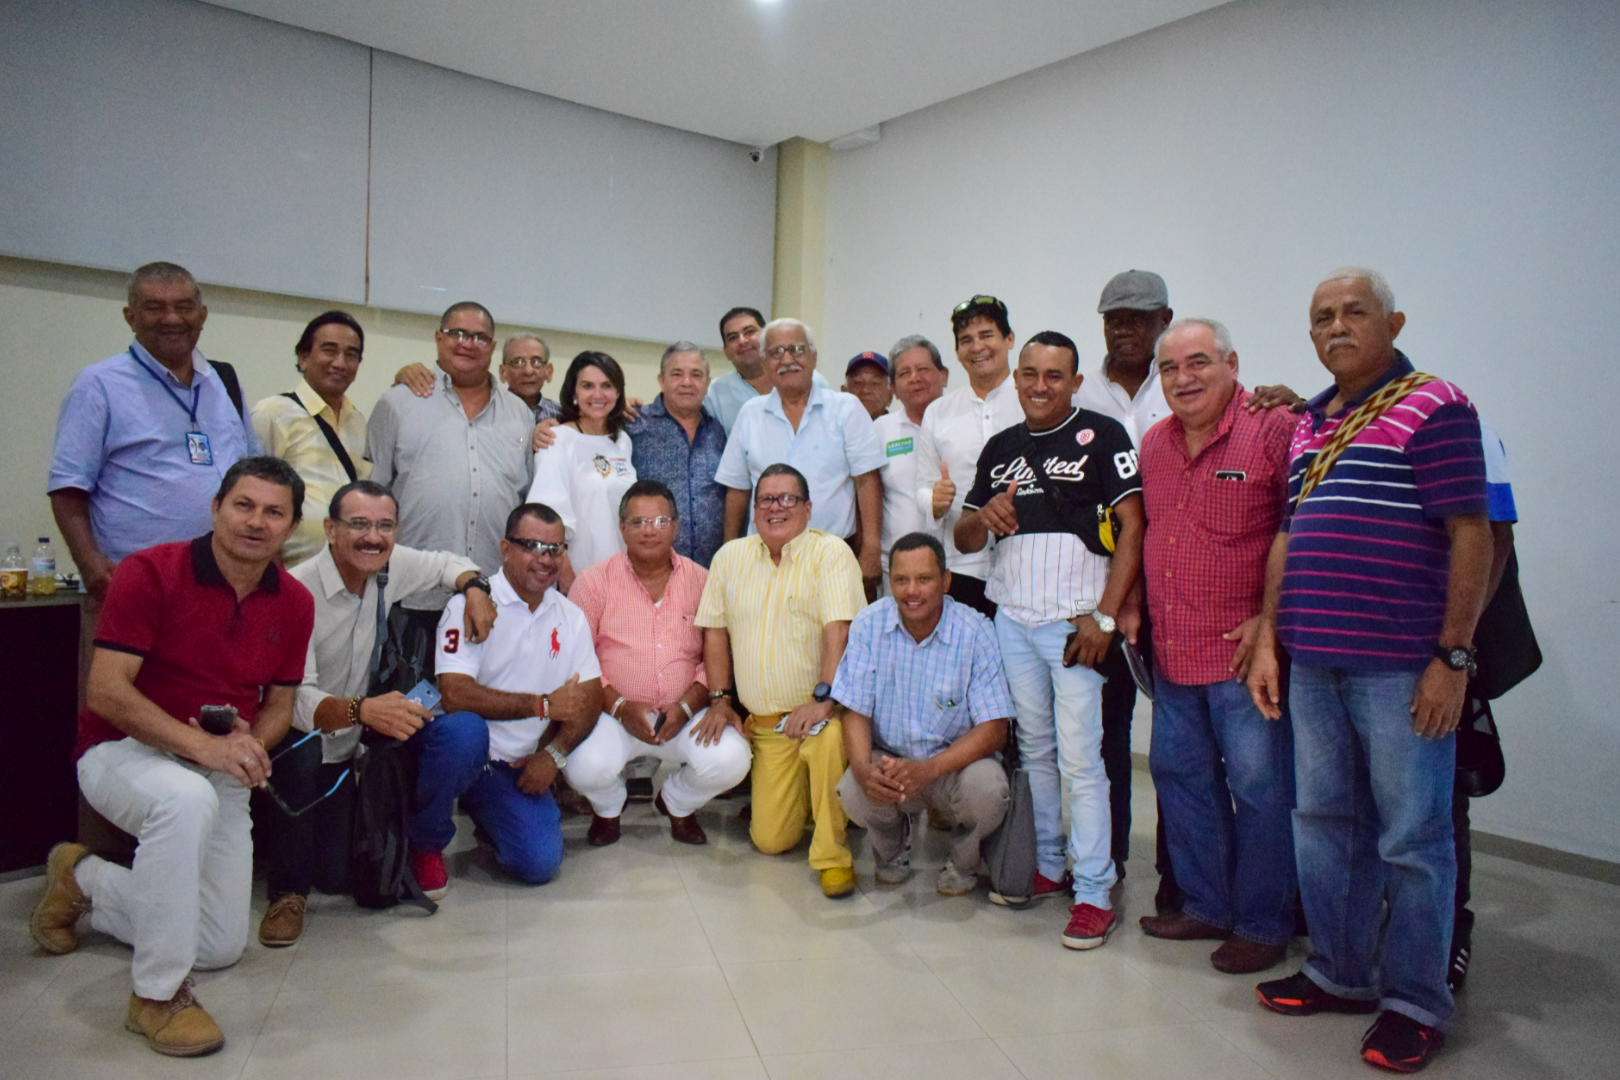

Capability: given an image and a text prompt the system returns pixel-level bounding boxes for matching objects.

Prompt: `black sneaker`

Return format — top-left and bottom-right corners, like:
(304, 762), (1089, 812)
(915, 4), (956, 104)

(1361, 1010), (1444, 1073)
(1255, 971), (1379, 1016)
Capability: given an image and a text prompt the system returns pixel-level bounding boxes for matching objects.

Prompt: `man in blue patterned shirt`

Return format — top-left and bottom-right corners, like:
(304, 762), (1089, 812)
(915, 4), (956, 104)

(627, 342), (728, 566)
(834, 533), (1012, 896)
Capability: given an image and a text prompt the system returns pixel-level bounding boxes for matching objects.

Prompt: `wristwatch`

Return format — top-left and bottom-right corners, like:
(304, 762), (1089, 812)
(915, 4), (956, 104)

(1434, 644), (1478, 678)
(544, 744), (569, 770)
(457, 574), (492, 595)
(1090, 610), (1117, 635)
(812, 681), (833, 703)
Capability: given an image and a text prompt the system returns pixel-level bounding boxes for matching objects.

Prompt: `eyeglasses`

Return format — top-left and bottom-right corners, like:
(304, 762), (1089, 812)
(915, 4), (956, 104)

(502, 356), (550, 369)
(339, 517), (397, 535)
(952, 294), (1006, 316)
(625, 515), (674, 530)
(505, 536), (568, 557)
(765, 343), (811, 361)
(263, 732), (351, 819)
(754, 493), (806, 509)
(441, 327), (494, 348)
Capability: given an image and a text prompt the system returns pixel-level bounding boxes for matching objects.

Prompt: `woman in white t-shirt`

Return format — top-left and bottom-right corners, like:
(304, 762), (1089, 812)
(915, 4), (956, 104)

(526, 351), (636, 589)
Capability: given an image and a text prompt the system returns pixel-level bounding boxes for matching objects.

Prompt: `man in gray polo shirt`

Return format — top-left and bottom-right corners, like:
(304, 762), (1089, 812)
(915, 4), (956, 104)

(366, 301), (535, 656)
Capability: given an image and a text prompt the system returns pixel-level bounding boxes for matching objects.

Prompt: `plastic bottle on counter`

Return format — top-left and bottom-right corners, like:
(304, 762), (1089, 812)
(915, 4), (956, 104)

(0, 542), (26, 600)
(29, 537), (57, 596)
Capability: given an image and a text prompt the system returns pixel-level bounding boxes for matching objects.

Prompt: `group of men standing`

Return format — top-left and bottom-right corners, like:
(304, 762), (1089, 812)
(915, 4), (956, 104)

(30, 257), (1502, 1074)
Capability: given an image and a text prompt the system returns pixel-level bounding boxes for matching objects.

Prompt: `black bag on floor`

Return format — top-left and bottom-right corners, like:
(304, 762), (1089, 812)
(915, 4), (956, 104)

(348, 566), (437, 913)
(985, 730), (1038, 904)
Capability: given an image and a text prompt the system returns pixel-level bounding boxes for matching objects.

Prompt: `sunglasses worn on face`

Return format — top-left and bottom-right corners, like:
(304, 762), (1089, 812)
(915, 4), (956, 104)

(506, 536), (568, 557)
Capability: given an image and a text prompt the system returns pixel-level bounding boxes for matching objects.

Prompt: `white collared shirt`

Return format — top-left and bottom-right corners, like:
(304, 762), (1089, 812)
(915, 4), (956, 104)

(714, 384), (885, 539)
(290, 543), (478, 762)
(434, 570), (601, 763)
(872, 410), (927, 555)
(1072, 358), (1170, 447)
(912, 375), (1024, 580)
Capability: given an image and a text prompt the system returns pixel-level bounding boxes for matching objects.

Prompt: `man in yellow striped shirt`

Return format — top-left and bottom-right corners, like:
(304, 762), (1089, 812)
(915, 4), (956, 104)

(694, 464), (867, 897)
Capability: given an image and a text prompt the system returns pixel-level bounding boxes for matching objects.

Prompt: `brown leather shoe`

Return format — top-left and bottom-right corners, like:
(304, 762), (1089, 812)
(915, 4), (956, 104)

(1211, 935), (1287, 974)
(587, 814), (622, 846)
(258, 893), (307, 948)
(1139, 910), (1229, 941)
(125, 980), (225, 1057)
(31, 842), (92, 955)
(655, 792), (707, 845)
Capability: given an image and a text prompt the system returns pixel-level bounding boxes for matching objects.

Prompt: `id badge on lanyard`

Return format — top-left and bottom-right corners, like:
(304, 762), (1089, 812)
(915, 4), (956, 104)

(129, 348), (212, 466)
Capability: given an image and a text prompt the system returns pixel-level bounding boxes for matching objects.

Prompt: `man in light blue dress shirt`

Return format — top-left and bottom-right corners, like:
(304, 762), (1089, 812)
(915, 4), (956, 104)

(714, 318), (886, 594)
(49, 261), (260, 602)
(834, 533), (1013, 895)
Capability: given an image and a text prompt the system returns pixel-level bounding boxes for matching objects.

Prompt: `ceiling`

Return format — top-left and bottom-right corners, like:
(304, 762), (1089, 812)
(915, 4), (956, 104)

(204, 0), (1227, 147)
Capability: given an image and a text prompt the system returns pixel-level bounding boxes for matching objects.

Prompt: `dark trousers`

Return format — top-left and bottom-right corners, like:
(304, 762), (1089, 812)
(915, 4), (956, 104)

(947, 574), (997, 621)
(1097, 639), (1136, 870)
(1453, 786), (1473, 935)
(258, 733), (355, 899)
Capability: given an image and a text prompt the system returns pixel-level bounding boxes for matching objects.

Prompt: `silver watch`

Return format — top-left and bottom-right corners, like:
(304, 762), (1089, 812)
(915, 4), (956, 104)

(1090, 610), (1117, 635)
(544, 744), (569, 770)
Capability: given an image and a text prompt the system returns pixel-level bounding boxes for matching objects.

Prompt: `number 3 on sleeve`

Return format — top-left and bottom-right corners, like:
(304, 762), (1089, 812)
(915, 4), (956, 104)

(443, 628), (460, 654)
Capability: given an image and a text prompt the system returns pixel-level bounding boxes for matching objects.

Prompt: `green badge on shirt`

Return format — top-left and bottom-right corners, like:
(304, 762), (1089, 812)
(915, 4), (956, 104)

(885, 436), (914, 458)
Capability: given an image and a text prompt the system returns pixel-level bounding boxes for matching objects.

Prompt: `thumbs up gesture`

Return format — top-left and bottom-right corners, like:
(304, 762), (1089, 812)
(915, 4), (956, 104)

(931, 461), (957, 519)
(982, 478), (1021, 537)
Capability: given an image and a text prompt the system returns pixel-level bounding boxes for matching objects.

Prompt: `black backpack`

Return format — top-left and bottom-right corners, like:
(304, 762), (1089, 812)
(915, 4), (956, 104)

(347, 567), (438, 914)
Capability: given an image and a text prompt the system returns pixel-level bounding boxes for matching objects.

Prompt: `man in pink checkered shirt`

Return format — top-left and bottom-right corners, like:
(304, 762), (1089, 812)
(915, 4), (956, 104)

(564, 479), (752, 846)
(1136, 318), (1299, 976)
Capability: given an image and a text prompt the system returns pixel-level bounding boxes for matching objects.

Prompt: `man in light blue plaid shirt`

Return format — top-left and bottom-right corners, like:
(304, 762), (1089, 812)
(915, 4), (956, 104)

(834, 533), (1013, 895)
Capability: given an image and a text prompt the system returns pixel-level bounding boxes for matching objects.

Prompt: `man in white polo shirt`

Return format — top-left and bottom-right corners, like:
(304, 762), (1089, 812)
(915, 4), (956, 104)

(406, 502), (603, 895)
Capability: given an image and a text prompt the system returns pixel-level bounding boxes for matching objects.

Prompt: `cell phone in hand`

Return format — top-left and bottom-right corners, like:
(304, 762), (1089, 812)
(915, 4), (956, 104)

(198, 705), (238, 736)
(405, 679), (441, 713)
(1063, 630), (1080, 668)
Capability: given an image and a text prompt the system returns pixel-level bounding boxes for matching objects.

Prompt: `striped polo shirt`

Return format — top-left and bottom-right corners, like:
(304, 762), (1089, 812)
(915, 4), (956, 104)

(1278, 352), (1486, 671)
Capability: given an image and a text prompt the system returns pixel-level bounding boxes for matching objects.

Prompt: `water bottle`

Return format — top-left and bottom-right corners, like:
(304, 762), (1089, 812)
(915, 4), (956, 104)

(0, 542), (25, 600)
(29, 536), (57, 596)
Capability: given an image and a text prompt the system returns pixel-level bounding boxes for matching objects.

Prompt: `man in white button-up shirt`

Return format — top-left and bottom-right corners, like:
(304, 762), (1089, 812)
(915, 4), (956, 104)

(261, 480), (495, 947)
(715, 318), (886, 594)
(913, 295), (1025, 619)
(872, 336), (949, 591)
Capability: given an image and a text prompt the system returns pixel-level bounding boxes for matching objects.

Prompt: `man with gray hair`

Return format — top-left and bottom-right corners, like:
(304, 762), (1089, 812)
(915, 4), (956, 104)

(499, 334), (561, 421)
(626, 341), (728, 566)
(1137, 317), (1298, 975)
(715, 318), (886, 595)
(50, 261), (260, 604)
(872, 335), (949, 588)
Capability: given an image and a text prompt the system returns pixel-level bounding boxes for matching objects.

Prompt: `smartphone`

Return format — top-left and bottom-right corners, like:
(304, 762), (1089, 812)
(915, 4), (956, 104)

(1063, 630), (1080, 669)
(648, 709), (666, 736)
(198, 705), (238, 736)
(405, 679), (442, 713)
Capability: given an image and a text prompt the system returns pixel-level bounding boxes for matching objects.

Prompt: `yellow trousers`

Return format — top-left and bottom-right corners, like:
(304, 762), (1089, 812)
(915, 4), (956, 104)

(746, 713), (851, 870)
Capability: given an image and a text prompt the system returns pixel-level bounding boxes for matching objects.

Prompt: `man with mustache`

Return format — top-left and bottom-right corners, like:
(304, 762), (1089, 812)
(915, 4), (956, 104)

(255, 479), (496, 947)
(31, 457), (312, 1057)
(705, 305), (828, 434)
(1248, 268), (1491, 1073)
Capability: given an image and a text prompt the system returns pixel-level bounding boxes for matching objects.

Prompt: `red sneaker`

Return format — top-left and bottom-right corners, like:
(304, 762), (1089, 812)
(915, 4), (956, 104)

(1061, 903), (1117, 950)
(410, 849), (449, 900)
(989, 871), (1072, 908)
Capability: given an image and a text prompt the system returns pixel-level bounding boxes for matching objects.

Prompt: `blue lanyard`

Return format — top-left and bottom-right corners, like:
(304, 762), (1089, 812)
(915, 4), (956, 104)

(128, 346), (203, 428)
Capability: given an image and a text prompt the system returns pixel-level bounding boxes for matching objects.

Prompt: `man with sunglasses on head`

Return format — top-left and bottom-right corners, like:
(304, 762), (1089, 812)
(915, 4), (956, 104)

(715, 318), (886, 596)
(366, 301), (535, 678)
(913, 294), (1026, 621)
(563, 480), (752, 846)
(407, 503), (603, 895)
(255, 480), (496, 947)
(696, 464), (868, 898)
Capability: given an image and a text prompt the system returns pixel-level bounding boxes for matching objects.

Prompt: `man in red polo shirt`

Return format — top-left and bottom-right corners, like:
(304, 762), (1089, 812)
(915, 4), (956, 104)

(1137, 319), (1298, 975)
(30, 457), (314, 1058)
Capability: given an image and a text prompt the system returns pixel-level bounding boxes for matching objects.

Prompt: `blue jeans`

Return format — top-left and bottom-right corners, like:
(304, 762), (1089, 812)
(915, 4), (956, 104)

(995, 614), (1114, 907)
(408, 711), (563, 885)
(1150, 675), (1296, 944)
(1290, 664), (1455, 1029)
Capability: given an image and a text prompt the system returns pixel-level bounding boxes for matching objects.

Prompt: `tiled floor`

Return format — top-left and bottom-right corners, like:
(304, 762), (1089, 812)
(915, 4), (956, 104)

(3, 769), (1618, 1079)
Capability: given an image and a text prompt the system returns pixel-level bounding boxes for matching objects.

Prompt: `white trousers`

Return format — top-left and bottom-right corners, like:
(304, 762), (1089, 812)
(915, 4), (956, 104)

(76, 738), (252, 1000)
(566, 709), (752, 819)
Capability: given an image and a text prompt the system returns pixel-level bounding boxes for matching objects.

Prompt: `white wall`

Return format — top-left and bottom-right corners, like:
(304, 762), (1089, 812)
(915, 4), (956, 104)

(823, 0), (1620, 861)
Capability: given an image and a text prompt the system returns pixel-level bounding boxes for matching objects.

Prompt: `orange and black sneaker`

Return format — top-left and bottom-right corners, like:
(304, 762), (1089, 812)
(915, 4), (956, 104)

(1255, 971), (1378, 1016)
(1360, 1010), (1444, 1073)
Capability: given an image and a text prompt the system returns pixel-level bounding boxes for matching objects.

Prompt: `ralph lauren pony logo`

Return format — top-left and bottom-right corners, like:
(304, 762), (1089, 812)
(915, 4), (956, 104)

(550, 627), (561, 658)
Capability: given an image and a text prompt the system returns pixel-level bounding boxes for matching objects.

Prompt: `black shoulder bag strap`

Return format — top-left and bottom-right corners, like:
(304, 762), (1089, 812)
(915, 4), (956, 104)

(282, 391), (359, 482)
(211, 359), (247, 419)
